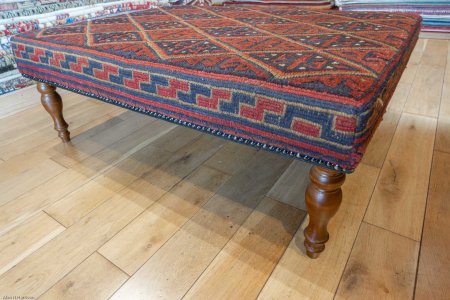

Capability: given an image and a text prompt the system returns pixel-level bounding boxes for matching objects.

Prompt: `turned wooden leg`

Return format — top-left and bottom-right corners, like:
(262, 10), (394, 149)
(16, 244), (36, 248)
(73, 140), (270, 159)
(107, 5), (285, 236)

(37, 82), (70, 142)
(304, 166), (345, 258)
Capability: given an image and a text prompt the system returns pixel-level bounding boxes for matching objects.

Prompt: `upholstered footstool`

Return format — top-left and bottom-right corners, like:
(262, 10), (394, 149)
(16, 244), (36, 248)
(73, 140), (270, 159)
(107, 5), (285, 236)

(11, 6), (421, 258)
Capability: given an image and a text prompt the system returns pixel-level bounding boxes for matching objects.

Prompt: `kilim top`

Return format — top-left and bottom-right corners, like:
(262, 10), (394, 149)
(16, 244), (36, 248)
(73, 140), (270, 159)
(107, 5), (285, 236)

(11, 6), (421, 172)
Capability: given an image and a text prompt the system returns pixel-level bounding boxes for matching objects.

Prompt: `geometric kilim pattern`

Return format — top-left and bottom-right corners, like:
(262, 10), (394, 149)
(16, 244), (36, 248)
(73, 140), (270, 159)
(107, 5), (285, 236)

(11, 6), (421, 172)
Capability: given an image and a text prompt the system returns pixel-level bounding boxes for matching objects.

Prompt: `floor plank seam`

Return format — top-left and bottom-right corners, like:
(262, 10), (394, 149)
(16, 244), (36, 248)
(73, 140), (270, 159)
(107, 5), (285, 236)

(254, 215), (305, 300)
(332, 165), (381, 300)
(401, 111), (439, 120)
(1, 119), (170, 234)
(176, 158), (291, 299)
(412, 72), (444, 297)
(1, 99), (92, 149)
(263, 193), (306, 213)
(43, 210), (68, 229)
(36, 251), (98, 298)
(96, 250), (131, 278)
(105, 264), (132, 300)
(100, 173), (227, 297)
(0, 106), (120, 163)
(0, 214), (67, 278)
(364, 112), (403, 170)
(104, 151), (232, 298)
(361, 221), (421, 243)
(388, 79), (412, 114)
(93, 139), (226, 266)
(43, 125), (178, 209)
(0, 167), (66, 210)
(413, 47), (447, 262)
(179, 209), (251, 300)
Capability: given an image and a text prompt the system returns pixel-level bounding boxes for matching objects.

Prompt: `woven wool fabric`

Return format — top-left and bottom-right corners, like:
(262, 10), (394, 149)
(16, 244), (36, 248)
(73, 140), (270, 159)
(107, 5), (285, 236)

(224, 0), (333, 9)
(12, 6), (420, 172)
(337, 1), (450, 33)
(0, 0), (168, 95)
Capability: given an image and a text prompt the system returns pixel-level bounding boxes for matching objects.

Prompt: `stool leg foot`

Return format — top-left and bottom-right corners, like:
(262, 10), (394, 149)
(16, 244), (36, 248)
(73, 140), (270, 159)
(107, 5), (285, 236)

(304, 166), (345, 258)
(37, 83), (70, 142)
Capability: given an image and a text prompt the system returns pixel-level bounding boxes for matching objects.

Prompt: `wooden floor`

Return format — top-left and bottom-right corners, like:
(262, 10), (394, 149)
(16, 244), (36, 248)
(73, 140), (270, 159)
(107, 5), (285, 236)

(0, 38), (448, 299)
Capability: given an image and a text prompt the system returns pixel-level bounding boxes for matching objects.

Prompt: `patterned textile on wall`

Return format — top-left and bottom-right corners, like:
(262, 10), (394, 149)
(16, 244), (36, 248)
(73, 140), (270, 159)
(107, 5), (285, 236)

(1, 0), (169, 95)
(168, 0), (219, 8)
(12, 6), (421, 171)
(169, 0), (333, 11)
(223, 0), (333, 9)
(336, 1), (450, 33)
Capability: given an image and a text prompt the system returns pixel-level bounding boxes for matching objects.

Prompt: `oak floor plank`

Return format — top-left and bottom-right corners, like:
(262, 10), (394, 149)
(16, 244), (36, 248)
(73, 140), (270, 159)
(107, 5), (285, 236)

(0, 169), (88, 236)
(45, 132), (224, 227)
(361, 111), (401, 168)
(0, 90), (83, 138)
(0, 112), (123, 182)
(420, 39), (449, 67)
(403, 64), (444, 118)
(184, 197), (305, 300)
(98, 165), (230, 275)
(52, 120), (176, 180)
(435, 49), (450, 153)
(0, 120), (186, 235)
(364, 113), (436, 241)
(398, 39), (426, 85)
(436, 116), (450, 154)
(0, 212), (65, 276)
(0, 134), (226, 298)
(0, 85), (73, 120)
(0, 104), (123, 161)
(150, 125), (202, 153)
(99, 142), (253, 275)
(109, 151), (291, 300)
(335, 223), (419, 299)
(49, 111), (160, 169)
(415, 151), (450, 300)
(44, 179), (130, 228)
(0, 158), (67, 207)
(0, 177), (161, 297)
(0, 96), (97, 147)
(39, 252), (129, 300)
(0, 151), (49, 183)
(386, 82), (411, 113)
(0, 116), (170, 234)
(0, 118), (172, 226)
(258, 163), (379, 300)
(399, 61), (418, 85)
(0, 85), (39, 119)
(203, 141), (257, 175)
(266, 160), (310, 211)
(413, 38), (428, 54)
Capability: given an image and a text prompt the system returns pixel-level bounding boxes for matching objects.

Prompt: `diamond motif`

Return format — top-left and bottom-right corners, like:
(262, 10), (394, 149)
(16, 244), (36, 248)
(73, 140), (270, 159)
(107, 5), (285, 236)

(203, 27), (264, 37)
(92, 32), (142, 44)
(140, 21), (184, 30)
(156, 40), (227, 56)
(147, 29), (204, 41)
(41, 25), (85, 36)
(316, 21), (393, 32)
(290, 34), (382, 48)
(250, 52), (358, 73)
(236, 17), (295, 25)
(221, 37), (305, 52)
(92, 16), (130, 25)
(19, 5), (419, 100)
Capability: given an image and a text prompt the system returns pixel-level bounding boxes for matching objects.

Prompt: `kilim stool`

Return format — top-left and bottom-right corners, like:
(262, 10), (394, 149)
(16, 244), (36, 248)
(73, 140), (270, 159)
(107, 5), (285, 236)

(11, 6), (421, 258)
